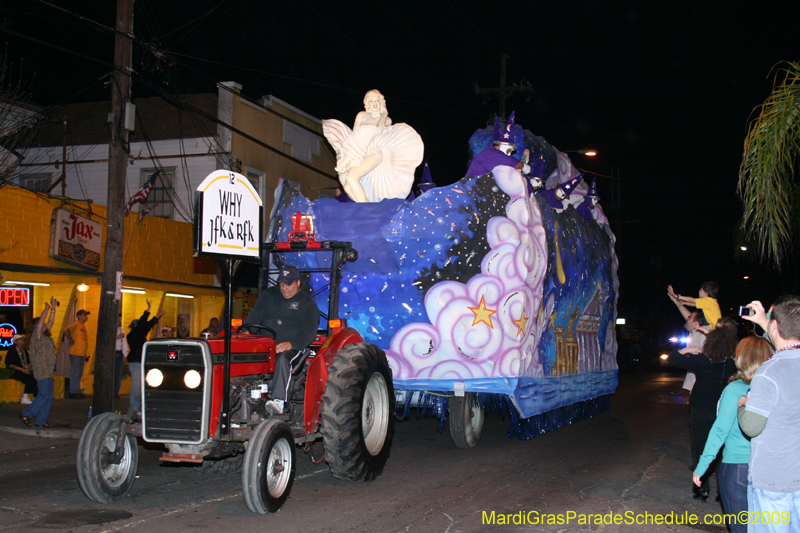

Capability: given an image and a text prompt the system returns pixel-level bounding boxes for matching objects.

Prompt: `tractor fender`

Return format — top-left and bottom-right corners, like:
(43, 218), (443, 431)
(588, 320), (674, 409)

(304, 327), (364, 434)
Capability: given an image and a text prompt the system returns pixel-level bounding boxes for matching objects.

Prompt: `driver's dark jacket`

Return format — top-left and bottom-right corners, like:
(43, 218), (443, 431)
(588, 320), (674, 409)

(243, 286), (319, 350)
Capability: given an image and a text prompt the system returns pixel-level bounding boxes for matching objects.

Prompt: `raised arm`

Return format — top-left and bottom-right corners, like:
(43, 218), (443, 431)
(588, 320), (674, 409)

(667, 286), (691, 320)
(152, 304), (166, 338)
(46, 297), (57, 332)
(36, 301), (51, 339)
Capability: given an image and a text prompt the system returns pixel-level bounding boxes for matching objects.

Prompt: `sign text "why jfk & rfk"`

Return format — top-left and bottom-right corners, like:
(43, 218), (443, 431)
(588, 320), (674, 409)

(206, 190), (255, 249)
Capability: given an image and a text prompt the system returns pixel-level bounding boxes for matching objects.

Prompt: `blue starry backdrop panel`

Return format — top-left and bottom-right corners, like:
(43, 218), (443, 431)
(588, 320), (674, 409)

(268, 130), (619, 418)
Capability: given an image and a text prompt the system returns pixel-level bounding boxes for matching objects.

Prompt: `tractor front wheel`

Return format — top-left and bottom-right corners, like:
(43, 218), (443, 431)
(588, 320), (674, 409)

(76, 412), (138, 502)
(242, 419), (295, 514)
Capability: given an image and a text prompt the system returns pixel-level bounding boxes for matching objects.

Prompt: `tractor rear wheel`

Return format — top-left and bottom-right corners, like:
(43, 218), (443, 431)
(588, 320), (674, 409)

(320, 343), (395, 481)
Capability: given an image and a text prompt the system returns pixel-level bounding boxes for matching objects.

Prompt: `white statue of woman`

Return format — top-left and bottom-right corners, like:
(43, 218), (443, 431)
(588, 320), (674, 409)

(322, 90), (424, 202)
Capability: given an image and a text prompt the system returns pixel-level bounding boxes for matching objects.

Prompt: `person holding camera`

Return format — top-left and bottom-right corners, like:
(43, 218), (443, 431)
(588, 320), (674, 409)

(738, 295), (800, 530)
(19, 297), (58, 428)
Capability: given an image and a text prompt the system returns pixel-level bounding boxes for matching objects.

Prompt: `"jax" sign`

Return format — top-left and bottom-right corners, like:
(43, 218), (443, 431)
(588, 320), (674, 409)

(193, 170), (262, 260)
(49, 208), (103, 270)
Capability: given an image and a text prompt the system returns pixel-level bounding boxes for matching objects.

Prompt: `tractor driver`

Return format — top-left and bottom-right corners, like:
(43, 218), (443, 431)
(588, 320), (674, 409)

(243, 265), (320, 414)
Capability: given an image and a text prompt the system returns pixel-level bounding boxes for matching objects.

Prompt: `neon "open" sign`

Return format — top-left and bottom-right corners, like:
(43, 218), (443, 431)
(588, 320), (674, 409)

(0, 288), (30, 307)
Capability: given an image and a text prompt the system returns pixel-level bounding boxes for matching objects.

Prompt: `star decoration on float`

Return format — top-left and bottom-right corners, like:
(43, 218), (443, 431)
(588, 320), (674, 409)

(512, 307), (529, 336)
(468, 295), (496, 328)
(548, 310), (558, 329)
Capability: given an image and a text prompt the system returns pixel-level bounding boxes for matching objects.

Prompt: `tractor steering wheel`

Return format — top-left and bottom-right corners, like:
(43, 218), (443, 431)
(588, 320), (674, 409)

(235, 324), (277, 338)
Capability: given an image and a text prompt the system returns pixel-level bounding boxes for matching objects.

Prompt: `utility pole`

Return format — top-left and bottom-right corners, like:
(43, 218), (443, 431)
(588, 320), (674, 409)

(43, 117), (70, 195)
(61, 117), (66, 197)
(474, 53), (534, 119)
(93, 0), (133, 415)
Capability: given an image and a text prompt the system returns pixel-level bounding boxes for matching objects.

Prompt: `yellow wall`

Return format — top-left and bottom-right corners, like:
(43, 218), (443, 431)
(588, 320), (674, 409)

(0, 186), (218, 286)
(0, 186), (225, 387)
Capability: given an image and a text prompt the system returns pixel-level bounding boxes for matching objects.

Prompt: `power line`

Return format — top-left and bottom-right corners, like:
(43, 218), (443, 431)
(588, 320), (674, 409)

(161, 0), (228, 45)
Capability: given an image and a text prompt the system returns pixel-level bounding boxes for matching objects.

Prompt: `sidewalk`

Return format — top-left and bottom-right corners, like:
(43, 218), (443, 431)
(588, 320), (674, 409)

(0, 394), (130, 439)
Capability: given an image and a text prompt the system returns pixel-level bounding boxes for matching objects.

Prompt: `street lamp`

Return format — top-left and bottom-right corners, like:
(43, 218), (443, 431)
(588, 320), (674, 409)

(562, 149), (597, 156)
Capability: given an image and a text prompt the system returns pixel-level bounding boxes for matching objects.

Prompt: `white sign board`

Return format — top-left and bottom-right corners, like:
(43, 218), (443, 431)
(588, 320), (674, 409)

(194, 170), (262, 259)
(49, 208), (103, 270)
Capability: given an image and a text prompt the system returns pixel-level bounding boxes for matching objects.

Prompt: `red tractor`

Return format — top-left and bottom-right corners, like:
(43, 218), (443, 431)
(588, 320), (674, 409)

(76, 239), (395, 514)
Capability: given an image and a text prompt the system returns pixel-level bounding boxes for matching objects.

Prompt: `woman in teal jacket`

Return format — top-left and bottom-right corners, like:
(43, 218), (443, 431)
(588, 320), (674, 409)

(693, 336), (772, 532)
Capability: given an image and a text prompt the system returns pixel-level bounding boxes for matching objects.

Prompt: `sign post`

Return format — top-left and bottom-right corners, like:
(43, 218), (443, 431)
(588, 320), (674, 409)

(193, 170), (262, 437)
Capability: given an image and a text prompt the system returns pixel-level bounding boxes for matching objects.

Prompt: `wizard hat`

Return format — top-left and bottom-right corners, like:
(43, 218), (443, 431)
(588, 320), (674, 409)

(420, 161), (435, 193)
(491, 111), (517, 148)
(491, 116), (503, 144)
(587, 176), (599, 199)
(558, 173), (584, 199)
(531, 157), (545, 182)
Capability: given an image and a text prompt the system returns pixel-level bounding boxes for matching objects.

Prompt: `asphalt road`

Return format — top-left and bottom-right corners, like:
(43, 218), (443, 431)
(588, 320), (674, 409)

(0, 371), (730, 532)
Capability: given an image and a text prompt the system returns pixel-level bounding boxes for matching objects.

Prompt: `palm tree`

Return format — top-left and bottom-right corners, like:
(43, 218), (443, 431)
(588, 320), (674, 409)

(738, 61), (800, 269)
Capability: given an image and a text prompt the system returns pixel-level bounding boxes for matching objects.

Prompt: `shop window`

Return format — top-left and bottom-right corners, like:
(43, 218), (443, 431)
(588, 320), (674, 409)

(20, 173), (52, 192)
(246, 172), (261, 198)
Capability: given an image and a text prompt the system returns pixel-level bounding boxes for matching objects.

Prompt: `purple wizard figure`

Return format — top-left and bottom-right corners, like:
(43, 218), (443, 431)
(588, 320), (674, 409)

(526, 157), (546, 196)
(419, 161), (436, 193)
(542, 173), (584, 210)
(465, 111), (531, 177)
(335, 187), (355, 203)
(410, 160), (436, 201)
(576, 176), (599, 222)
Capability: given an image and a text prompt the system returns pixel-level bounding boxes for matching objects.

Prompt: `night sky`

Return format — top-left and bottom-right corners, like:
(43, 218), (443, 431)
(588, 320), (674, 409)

(1, 0), (798, 344)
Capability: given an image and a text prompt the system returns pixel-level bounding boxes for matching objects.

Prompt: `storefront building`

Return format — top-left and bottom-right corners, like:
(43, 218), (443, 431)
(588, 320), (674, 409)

(0, 186), (224, 399)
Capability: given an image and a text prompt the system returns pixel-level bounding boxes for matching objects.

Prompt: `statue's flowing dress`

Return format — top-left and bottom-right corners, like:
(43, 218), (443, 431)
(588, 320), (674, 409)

(322, 115), (424, 202)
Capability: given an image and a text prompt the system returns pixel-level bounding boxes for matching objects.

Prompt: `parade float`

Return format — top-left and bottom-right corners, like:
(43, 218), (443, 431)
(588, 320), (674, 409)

(74, 89), (619, 516)
(268, 90), (619, 444)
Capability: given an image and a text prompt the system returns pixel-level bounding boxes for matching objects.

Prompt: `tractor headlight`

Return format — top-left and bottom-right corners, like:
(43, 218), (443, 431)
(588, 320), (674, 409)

(184, 369), (202, 389)
(145, 368), (164, 388)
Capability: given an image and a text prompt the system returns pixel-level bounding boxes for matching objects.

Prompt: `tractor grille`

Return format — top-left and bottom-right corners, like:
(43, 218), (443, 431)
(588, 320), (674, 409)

(142, 340), (211, 444)
(143, 389), (204, 442)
